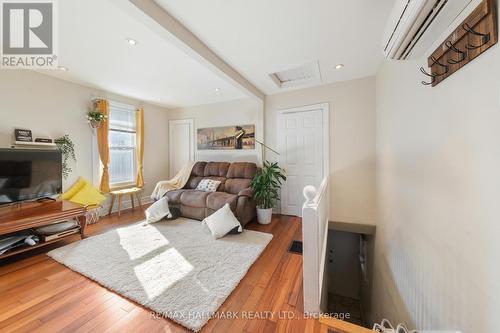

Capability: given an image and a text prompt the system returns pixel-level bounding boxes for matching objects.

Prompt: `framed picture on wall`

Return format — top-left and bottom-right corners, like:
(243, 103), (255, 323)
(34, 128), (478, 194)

(14, 129), (33, 142)
(197, 124), (255, 150)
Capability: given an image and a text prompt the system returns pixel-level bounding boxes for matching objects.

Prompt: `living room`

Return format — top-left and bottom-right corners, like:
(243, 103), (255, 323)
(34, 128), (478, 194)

(1, 0), (499, 332)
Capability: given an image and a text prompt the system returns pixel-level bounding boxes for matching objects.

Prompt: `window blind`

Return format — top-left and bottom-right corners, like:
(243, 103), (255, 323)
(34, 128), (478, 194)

(108, 101), (137, 187)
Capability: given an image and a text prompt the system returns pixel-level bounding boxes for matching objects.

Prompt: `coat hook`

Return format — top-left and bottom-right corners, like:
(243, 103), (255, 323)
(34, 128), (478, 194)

(430, 56), (449, 75)
(463, 23), (490, 49)
(420, 67), (436, 86)
(445, 41), (466, 64)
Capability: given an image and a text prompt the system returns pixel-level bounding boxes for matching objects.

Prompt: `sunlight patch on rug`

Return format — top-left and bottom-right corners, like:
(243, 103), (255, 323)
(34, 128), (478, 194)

(117, 223), (170, 260)
(134, 247), (193, 299)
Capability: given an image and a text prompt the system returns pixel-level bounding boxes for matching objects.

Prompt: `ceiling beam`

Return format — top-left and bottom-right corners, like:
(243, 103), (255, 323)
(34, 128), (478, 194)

(129, 0), (265, 101)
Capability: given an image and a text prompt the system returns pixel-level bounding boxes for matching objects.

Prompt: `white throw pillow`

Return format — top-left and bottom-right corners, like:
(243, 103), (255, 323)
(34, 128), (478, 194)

(202, 203), (242, 239)
(196, 179), (221, 192)
(145, 197), (172, 223)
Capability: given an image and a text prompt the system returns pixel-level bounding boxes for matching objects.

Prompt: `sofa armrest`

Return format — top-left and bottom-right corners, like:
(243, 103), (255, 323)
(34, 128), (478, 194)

(237, 187), (253, 198)
(236, 194), (257, 227)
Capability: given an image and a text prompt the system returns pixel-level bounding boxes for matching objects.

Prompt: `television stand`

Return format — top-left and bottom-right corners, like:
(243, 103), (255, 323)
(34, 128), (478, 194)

(36, 196), (57, 203)
(0, 200), (87, 260)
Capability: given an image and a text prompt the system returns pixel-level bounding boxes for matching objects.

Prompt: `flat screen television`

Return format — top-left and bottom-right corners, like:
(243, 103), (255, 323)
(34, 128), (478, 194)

(0, 148), (62, 205)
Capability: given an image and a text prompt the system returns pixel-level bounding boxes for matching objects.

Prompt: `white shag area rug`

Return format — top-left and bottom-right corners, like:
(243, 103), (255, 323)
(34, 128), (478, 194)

(47, 218), (272, 331)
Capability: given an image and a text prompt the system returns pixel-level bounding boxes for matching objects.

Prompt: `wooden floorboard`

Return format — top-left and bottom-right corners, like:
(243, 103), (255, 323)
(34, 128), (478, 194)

(0, 207), (337, 333)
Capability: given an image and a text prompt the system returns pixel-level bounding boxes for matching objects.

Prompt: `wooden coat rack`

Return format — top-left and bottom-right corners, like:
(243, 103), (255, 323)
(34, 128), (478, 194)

(421, 0), (498, 86)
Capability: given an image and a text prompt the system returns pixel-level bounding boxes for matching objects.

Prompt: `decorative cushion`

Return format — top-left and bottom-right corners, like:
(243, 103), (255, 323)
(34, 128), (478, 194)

(202, 203), (242, 239)
(60, 177), (87, 200)
(145, 197), (172, 223)
(196, 179), (221, 192)
(69, 183), (106, 206)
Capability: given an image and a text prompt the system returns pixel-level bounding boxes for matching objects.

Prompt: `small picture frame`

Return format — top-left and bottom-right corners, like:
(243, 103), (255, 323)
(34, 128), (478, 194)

(14, 129), (33, 142)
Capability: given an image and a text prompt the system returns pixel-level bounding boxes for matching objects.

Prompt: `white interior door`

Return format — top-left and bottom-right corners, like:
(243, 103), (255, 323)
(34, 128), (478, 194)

(278, 104), (328, 217)
(169, 119), (194, 178)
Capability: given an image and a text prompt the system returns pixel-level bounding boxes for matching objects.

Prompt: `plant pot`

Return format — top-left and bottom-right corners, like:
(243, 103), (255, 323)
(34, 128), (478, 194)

(256, 207), (273, 224)
(89, 120), (102, 129)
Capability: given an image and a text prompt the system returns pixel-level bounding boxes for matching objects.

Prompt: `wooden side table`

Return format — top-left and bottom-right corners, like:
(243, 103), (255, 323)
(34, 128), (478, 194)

(108, 187), (143, 217)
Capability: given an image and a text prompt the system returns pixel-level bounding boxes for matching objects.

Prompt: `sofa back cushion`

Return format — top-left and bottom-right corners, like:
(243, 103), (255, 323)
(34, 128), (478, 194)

(184, 161), (207, 189)
(185, 177), (202, 189)
(192, 162), (207, 176)
(184, 161), (257, 193)
(225, 178), (252, 194)
(226, 162), (257, 179)
(204, 162), (230, 177)
(224, 162), (257, 194)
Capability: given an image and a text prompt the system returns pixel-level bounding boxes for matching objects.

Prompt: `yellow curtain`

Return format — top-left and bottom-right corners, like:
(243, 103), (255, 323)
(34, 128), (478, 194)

(95, 99), (110, 193)
(136, 107), (145, 188)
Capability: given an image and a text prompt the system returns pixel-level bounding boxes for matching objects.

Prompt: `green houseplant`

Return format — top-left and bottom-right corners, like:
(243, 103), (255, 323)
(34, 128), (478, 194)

(54, 134), (76, 179)
(86, 106), (107, 129)
(250, 161), (286, 224)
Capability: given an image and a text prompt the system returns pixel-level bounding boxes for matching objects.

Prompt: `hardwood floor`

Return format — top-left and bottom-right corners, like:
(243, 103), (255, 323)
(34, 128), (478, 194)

(0, 208), (329, 333)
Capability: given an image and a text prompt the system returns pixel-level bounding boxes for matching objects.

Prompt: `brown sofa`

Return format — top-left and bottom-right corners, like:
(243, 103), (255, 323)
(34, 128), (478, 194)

(164, 161), (257, 227)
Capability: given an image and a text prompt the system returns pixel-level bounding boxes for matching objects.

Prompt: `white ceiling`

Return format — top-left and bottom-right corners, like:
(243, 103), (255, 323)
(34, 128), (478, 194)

(155, 0), (396, 94)
(39, 0), (247, 108)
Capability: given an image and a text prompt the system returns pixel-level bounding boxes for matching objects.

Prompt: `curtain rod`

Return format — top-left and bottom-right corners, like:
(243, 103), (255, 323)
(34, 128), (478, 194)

(89, 94), (144, 109)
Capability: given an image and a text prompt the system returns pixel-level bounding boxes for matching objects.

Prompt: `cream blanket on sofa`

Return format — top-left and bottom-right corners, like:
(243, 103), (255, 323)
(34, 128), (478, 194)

(151, 162), (195, 200)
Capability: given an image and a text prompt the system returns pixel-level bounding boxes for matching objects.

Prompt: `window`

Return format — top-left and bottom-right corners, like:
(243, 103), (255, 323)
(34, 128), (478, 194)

(108, 102), (137, 188)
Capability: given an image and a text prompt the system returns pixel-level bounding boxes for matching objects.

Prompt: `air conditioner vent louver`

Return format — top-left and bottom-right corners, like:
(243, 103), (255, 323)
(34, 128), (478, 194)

(383, 0), (472, 60)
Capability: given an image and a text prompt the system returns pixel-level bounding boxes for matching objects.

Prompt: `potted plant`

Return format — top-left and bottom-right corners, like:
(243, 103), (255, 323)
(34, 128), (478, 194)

(251, 161), (286, 224)
(54, 134), (76, 179)
(86, 106), (107, 129)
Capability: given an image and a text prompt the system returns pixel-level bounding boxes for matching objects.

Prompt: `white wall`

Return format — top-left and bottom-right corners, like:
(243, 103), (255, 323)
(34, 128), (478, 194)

(265, 77), (377, 223)
(167, 98), (264, 165)
(0, 70), (170, 203)
(373, 3), (500, 331)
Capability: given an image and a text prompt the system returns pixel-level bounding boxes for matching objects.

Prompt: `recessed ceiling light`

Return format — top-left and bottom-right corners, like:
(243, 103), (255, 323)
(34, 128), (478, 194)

(214, 88), (221, 93)
(58, 66), (68, 71)
(126, 38), (138, 46)
(335, 64), (344, 70)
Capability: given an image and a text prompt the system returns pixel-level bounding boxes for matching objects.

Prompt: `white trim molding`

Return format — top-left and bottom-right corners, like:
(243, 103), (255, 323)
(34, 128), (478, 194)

(169, 118), (195, 178)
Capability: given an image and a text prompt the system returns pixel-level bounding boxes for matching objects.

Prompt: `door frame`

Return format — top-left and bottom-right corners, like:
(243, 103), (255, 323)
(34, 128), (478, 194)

(168, 118), (195, 178)
(277, 103), (330, 214)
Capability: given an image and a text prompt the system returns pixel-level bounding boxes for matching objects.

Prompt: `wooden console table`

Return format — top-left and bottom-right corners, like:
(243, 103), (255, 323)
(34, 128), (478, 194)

(0, 200), (87, 259)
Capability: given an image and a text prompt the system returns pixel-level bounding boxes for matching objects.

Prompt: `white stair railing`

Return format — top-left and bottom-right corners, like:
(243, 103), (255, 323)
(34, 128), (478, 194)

(302, 177), (329, 315)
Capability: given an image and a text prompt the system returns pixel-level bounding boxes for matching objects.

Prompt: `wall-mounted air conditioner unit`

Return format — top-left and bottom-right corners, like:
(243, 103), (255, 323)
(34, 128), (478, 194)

(383, 0), (474, 60)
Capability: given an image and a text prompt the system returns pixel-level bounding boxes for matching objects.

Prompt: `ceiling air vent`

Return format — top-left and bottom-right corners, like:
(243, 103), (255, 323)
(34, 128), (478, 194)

(270, 61), (322, 89)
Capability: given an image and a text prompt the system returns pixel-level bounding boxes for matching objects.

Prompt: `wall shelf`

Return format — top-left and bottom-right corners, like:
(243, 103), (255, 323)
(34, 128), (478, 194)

(12, 141), (57, 148)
